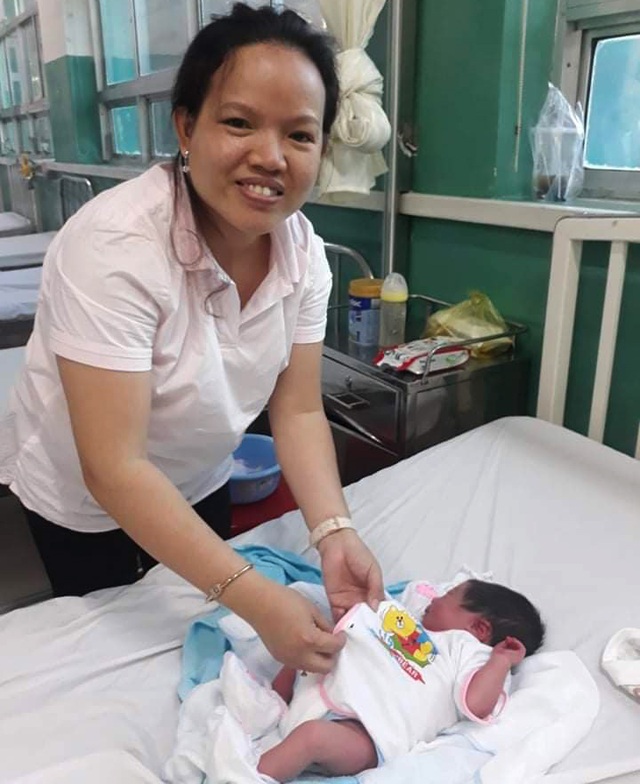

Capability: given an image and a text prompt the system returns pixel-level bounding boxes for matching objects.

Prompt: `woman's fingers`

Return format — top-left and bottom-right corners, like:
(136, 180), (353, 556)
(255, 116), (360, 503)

(248, 581), (346, 674)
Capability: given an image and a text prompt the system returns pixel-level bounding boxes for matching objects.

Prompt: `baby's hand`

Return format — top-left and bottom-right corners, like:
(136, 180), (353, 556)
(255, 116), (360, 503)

(491, 636), (526, 667)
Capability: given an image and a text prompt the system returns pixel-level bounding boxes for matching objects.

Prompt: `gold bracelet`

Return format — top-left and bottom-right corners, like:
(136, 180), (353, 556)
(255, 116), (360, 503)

(205, 563), (254, 603)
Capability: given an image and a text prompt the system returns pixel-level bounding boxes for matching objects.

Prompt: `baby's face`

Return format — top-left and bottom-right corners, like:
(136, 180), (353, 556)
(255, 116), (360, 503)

(421, 582), (481, 635)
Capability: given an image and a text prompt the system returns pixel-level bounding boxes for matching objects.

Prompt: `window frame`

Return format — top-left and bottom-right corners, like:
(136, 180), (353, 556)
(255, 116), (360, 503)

(0, 5), (50, 159)
(90, 0), (200, 164)
(559, 1), (640, 200)
(91, 0), (291, 164)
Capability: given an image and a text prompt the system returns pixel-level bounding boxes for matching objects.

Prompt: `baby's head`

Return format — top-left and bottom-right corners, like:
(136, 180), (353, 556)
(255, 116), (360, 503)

(421, 579), (545, 656)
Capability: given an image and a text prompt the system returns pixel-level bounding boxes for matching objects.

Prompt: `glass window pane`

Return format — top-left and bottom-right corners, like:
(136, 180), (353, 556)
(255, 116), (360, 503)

(99, 0), (137, 85)
(19, 117), (32, 151)
(585, 34), (640, 171)
(0, 42), (12, 108)
(150, 98), (176, 157)
(3, 121), (17, 154)
(4, 1), (18, 19)
(199, 0), (235, 24)
(134, 0), (189, 76)
(110, 105), (140, 155)
(35, 114), (52, 155)
(24, 19), (43, 102)
(5, 32), (23, 105)
(0, 123), (7, 154)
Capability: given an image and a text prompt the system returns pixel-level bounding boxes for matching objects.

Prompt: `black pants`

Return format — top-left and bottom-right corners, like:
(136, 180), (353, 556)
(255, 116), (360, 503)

(22, 483), (232, 597)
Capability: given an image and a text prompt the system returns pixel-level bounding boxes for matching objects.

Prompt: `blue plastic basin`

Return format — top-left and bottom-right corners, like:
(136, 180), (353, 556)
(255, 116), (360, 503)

(229, 434), (281, 505)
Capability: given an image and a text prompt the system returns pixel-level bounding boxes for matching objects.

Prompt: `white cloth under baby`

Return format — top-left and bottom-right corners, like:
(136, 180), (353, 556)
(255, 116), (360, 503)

(163, 651), (284, 784)
(601, 628), (640, 700)
(280, 601), (503, 763)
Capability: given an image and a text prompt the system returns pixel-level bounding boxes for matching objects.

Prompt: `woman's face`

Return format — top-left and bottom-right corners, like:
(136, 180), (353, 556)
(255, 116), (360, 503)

(175, 42), (326, 249)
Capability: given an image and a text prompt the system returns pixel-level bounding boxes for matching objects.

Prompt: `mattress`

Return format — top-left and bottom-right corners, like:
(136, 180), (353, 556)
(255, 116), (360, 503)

(0, 212), (32, 237)
(0, 346), (25, 411)
(0, 231), (56, 270)
(0, 265), (41, 320)
(0, 416), (639, 782)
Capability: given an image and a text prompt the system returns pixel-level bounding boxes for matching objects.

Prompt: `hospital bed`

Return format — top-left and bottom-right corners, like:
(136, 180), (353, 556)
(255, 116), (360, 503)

(0, 224), (639, 784)
(0, 211), (32, 237)
(0, 176), (94, 349)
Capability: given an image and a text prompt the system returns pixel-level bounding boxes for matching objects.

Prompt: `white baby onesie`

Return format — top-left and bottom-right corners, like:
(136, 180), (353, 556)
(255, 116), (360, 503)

(280, 600), (506, 763)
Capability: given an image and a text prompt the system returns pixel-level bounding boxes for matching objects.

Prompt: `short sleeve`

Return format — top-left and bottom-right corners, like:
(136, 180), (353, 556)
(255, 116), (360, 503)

(292, 232), (333, 344)
(450, 633), (510, 724)
(45, 220), (170, 372)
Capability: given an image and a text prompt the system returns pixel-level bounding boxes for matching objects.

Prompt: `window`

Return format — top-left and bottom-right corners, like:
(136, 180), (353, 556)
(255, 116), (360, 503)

(95, 0), (317, 162)
(0, 5), (51, 158)
(560, 0), (640, 199)
(95, 0), (196, 161)
(150, 98), (174, 157)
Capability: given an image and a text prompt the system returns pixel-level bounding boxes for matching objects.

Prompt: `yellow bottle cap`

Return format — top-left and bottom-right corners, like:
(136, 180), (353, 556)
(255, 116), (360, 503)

(348, 278), (383, 298)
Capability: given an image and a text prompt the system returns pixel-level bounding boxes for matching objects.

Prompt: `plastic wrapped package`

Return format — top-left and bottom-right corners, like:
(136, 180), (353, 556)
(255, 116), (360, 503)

(423, 291), (513, 357)
(531, 83), (585, 202)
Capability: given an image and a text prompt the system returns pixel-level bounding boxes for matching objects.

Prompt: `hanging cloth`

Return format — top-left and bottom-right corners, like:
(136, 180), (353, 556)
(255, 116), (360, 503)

(316, 0), (391, 202)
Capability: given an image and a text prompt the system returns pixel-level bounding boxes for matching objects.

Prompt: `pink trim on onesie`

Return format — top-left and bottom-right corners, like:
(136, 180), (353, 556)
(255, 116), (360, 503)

(316, 604), (361, 720)
(459, 669), (508, 724)
(333, 603), (361, 634)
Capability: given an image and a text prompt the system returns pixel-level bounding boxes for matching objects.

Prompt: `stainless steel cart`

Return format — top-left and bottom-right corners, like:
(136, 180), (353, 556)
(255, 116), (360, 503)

(322, 297), (530, 485)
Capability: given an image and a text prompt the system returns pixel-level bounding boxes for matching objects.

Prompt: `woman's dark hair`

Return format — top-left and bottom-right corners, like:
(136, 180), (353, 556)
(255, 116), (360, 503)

(172, 2), (339, 135)
(461, 580), (545, 656)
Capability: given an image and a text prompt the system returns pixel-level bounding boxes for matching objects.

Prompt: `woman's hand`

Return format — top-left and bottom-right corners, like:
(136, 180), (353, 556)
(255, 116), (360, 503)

(247, 579), (345, 674)
(317, 530), (385, 621)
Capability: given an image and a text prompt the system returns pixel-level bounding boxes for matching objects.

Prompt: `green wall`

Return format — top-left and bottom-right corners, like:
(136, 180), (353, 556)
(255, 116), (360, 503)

(45, 56), (102, 164)
(412, 0), (558, 199)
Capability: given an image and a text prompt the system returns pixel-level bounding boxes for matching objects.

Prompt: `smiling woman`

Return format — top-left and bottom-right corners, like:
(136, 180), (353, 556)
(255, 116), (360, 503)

(173, 42), (326, 293)
(0, 3), (383, 676)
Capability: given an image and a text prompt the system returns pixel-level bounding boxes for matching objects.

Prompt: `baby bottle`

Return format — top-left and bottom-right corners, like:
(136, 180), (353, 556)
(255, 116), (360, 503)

(378, 272), (408, 348)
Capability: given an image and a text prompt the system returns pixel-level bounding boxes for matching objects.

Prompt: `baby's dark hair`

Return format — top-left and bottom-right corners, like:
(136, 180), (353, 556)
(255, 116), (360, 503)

(461, 580), (545, 656)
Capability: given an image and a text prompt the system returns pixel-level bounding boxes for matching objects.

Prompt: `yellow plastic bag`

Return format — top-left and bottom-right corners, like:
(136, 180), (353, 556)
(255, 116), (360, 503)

(423, 291), (513, 357)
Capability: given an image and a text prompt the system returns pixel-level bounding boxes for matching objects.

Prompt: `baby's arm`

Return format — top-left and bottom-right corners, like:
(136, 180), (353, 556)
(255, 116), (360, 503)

(465, 636), (526, 719)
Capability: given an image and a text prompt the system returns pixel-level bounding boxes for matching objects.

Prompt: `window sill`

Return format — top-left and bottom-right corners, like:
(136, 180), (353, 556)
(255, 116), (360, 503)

(13, 157), (640, 235)
(399, 192), (640, 233)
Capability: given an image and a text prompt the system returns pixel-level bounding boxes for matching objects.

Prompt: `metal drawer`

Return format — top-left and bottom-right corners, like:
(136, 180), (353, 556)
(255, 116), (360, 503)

(321, 356), (401, 450)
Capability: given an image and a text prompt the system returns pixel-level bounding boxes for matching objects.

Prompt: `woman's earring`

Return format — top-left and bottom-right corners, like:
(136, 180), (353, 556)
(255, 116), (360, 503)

(181, 150), (190, 174)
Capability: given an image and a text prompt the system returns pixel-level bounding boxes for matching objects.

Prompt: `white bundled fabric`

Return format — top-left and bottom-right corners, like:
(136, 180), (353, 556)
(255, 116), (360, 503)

(316, 0), (391, 201)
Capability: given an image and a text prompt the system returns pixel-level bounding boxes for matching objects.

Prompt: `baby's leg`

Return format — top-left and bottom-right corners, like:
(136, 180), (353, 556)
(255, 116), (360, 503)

(258, 719), (377, 782)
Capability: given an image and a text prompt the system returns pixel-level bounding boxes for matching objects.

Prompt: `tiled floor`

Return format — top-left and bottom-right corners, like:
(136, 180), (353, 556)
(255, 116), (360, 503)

(0, 492), (51, 613)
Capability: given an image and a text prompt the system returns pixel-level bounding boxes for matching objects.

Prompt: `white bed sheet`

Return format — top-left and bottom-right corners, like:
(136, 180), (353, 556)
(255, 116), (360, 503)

(0, 231), (56, 270)
(0, 212), (32, 237)
(0, 416), (638, 783)
(0, 265), (41, 320)
(0, 346), (25, 411)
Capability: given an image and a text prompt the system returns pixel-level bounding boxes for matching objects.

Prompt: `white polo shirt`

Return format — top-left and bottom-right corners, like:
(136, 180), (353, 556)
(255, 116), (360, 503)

(0, 164), (332, 532)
